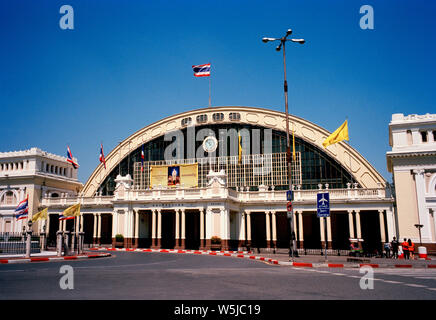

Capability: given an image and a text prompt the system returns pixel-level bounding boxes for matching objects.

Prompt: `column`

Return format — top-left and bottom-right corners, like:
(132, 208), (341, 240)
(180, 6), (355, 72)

(93, 213), (97, 245)
(175, 209), (180, 248)
(220, 209), (229, 250)
(320, 216), (326, 248)
(199, 208), (205, 249)
(326, 216), (332, 249)
(265, 211), (271, 248)
(355, 210), (362, 239)
(135, 210), (139, 248)
(97, 213), (101, 245)
(378, 209), (386, 243)
(271, 211), (277, 248)
(246, 211), (251, 246)
(298, 211), (304, 248)
(413, 170), (432, 242)
(151, 209), (157, 248)
(348, 210), (355, 239)
(385, 208), (396, 242)
(205, 209), (212, 247)
(157, 209), (162, 248)
(181, 209), (186, 249)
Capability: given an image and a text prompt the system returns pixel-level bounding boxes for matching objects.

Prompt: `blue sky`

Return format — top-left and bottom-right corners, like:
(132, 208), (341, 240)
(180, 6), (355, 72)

(1, 0), (435, 183)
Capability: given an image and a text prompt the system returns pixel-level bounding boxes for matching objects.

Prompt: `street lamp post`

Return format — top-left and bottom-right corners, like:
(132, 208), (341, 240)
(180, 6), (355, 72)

(262, 29), (305, 261)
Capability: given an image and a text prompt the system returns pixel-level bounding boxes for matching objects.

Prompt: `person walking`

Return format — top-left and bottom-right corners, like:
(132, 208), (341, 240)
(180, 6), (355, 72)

(408, 239), (415, 260)
(391, 237), (399, 259)
(402, 238), (409, 260)
(384, 241), (391, 258)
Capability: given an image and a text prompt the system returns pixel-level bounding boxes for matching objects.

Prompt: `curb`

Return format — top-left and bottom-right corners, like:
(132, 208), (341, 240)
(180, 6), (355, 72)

(88, 248), (436, 269)
(0, 253), (111, 264)
(89, 247), (280, 265)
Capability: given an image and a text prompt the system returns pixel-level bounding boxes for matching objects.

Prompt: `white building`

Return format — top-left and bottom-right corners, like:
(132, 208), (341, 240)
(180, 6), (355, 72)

(387, 113), (436, 251)
(0, 148), (82, 233)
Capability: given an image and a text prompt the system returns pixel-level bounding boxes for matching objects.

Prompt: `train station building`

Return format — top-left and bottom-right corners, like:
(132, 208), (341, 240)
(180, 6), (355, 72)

(2, 107), (398, 253)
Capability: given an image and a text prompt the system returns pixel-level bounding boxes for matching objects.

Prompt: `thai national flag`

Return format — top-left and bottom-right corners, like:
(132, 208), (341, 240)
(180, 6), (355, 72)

(15, 196), (29, 220)
(67, 146), (79, 169)
(141, 145), (145, 172)
(100, 144), (106, 169)
(192, 63), (211, 77)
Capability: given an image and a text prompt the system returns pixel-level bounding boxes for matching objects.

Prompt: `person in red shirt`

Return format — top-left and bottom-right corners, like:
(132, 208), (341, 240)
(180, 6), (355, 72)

(408, 239), (415, 260)
(402, 238), (409, 260)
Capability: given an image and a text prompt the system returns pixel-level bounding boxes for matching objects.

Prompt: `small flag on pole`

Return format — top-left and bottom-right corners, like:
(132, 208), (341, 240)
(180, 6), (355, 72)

(59, 203), (80, 220)
(100, 144), (106, 169)
(32, 208), (48, 222)
(141, 145), (145, 172)
(192, 63), (211, 77)
(67, 146), (79, 169)
(14, 196), (29, 220)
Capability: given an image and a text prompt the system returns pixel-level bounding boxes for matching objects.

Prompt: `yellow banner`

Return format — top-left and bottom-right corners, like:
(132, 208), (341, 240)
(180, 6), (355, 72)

(150, 164), (198, 188)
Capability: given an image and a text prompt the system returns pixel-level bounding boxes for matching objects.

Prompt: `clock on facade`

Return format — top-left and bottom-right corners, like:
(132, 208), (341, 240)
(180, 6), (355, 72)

(202, 136), (218, 153)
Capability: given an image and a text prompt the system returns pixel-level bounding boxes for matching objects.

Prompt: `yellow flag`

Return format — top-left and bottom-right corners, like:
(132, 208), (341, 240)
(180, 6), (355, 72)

(322, 120), (349, 148)
(60, 203), (81, 220)
(238, 133), (242, 164)
(32, 208), (48, 222)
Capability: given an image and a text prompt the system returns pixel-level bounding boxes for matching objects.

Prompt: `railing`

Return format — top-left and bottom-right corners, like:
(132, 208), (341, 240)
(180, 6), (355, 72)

(0, 232), (41, 255)
(41, 186), (391, 207)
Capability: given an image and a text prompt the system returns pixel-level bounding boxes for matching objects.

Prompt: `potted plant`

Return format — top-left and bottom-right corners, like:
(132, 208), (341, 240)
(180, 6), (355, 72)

(210, 236), (222, 251)
(115, 234), (124, 248)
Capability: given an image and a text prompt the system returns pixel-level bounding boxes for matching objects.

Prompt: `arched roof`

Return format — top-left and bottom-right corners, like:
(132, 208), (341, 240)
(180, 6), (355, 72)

(82, 106), (386, 196)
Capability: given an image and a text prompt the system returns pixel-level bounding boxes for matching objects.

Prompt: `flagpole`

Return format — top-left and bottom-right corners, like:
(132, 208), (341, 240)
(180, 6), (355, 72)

(346, 116), (353, 186)
(209, 75), (211, 108)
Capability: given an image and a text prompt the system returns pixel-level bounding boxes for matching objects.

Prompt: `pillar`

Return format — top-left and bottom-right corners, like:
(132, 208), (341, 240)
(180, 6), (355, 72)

(157, 209), (162, 248)
(265, 211), (271, 248)
(175, 209), (180, 249)
(326, 216), (332, 249)
(246, 211), (251, 247)
(151, 209), (157, 248)
(298, 211), (304, 248)
(385, 208), (395, 242)
(97, 213), (101, 246)
(320, 216), (326, 248)
(93, 213), (97, 245)
(355, 210), (362, 239)
(271, 211), (277, 248)
(348, 210), (355, 239)
(199, 208), (205, 249)
(413, 170), (432, 242)
(378, 209), (386, 243)
(181, 209), (186, 249)
(134, 210), (139, 248)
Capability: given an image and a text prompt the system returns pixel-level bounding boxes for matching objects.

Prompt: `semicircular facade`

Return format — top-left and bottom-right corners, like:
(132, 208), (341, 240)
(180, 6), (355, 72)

(82, 106), (386, 197)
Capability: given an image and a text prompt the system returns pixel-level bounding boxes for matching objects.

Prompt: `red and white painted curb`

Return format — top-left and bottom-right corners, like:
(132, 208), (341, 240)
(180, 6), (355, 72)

(89, 247), (436, 269)
(0, 252), (111, 264)
(89, 247), (280, 265)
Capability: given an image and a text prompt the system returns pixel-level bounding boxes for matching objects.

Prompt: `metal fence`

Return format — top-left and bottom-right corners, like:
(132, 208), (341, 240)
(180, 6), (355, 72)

(0, 232), (41, 255)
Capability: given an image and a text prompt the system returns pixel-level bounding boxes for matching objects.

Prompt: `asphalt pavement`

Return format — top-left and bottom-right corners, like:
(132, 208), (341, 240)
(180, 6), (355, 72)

(1, 251), (436, 300)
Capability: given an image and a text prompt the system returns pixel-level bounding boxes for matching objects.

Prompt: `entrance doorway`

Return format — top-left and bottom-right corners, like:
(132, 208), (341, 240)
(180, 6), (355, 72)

(161, 211), (175, 249)
(303, 213), (321, 249)
(250, 212), (266, 249)
(185, 211), (200, 250)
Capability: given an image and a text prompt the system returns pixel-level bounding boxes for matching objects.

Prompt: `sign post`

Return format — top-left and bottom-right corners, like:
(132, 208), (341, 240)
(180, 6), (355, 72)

(317, 192), (330, 260)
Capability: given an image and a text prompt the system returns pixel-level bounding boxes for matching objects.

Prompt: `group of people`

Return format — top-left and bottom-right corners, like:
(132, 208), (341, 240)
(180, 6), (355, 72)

(383, 237), (415, 259)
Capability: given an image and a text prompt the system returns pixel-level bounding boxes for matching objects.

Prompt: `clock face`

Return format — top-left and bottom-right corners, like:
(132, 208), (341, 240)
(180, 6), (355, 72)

(202, 136), (218, 153)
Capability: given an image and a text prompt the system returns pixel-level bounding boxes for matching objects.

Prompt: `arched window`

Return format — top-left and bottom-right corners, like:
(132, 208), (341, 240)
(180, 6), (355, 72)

(229, 112), (241, 121)
(196, 114), (208, 124)
(1, 191), (17, 205)
(213, 113), (224, 121)
(181, 117), (192, 126)
(51, 193), (59, 198)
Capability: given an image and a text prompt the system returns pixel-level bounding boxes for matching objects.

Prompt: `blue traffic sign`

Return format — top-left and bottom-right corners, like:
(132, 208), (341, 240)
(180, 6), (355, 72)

(286, 190), (293, 201)
(317, 192), (330, 218)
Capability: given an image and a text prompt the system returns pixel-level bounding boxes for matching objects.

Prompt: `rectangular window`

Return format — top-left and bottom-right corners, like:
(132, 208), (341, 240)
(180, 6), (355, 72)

(421, 131), (428, 143)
